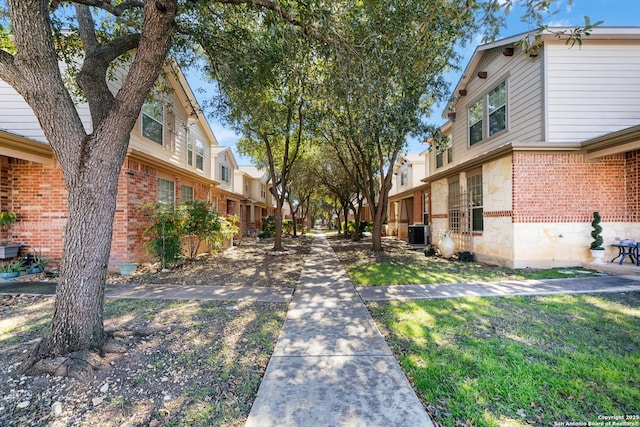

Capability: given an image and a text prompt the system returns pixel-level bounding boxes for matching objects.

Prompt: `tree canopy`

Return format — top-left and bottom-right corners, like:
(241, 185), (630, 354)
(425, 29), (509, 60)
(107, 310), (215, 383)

(0, 0), (594, 372)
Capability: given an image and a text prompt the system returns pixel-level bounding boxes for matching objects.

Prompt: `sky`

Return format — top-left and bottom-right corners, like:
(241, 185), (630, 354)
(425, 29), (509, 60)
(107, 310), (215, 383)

(184, 0), (640, 164)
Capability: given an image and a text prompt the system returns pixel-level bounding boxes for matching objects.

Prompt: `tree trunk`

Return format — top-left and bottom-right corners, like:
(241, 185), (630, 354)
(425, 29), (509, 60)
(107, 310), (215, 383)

(34, 134), (125, 358)
(273, 197), (284, 251)
(3, 0), (177, 374)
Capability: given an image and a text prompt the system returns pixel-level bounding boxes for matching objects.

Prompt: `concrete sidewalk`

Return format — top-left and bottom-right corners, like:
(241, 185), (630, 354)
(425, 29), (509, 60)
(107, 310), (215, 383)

(245, 233), (434, 427)
(357, 274), (640, 301)
(0, 281), (293, 302)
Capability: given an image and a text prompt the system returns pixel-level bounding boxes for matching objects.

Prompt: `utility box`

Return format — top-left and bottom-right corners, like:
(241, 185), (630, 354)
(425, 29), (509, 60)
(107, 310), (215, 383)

(408, 224), (429, 245)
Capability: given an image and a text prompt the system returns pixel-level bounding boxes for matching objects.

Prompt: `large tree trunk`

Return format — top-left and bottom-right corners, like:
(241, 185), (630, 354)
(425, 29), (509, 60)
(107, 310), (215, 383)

(34, 133), (126, 358)
(3, 0), (177, 375)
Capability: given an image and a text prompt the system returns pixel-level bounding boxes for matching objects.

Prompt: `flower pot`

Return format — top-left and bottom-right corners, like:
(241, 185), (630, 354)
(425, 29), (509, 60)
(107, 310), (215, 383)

(0, 271), (20, 279)
(26, 267), (43, 274)
(0, 244), (21, 259)
(119, 262), (138, 276)
(590, 249), (605, 264)
(438, 236), (456, 259)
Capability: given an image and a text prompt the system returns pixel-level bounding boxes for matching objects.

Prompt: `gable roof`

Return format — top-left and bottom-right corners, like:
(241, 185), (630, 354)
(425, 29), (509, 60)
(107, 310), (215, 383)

(443, 27), (640, 118)
(211, 146), (239, 169)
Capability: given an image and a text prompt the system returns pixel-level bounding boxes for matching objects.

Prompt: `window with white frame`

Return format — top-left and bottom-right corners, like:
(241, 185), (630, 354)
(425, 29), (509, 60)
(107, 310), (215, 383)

(261, 184), (266, 199)
(467, 173), (483, 231)
(211, 195), (218, 211)
(187, 136), (194, 167)
(181, 185), (194, 203)
(158, 178), (175, 207)
(195, 141), (204, 170)
(221, 165), (230, 183)
(400, 170), (408, 186)
(142, 100), (164, 145)
(468, 81), (507, 146)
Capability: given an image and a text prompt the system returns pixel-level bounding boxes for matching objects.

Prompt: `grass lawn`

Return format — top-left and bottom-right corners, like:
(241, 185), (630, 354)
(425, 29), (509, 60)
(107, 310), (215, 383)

(368, 292), (640, 427)
(326, 234), (598, 287)
(348, 260), (593, 286)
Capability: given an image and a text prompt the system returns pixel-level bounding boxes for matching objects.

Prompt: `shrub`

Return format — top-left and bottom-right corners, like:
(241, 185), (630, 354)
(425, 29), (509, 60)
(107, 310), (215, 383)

(260, 215), (276, 238)
(457, 251), (475, 262)
(590, 211), (604, 250)
(140, 204), (183, 269)
(179, 200), (222, 259)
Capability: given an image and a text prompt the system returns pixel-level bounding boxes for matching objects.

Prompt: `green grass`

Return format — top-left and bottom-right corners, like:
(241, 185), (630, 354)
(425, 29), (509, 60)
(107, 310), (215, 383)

(349, 260), (593, 286)
(369, 293), (640, 426)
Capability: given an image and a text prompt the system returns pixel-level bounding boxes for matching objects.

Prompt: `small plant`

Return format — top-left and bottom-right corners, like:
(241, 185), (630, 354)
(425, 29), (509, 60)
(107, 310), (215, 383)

(140, 203), (183, 269)
(0, 211), (17, 244)
(590, 211), (604, 250)
(457, 251), (475, 262)
(424, 244), (436, 257)
(0, 259), (25, 273)
(259, 215), (276, 238)
(438, 229), (452, 239)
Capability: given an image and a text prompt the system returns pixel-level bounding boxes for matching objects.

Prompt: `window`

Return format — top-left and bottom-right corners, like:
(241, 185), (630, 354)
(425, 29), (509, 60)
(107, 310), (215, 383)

(423, 193), (429, 225)
(468, 99), (484, 146)
(221, 165), (230, 183)
(436, 136), (452, 169)
(400, 170), (408, 186)
(181, 185), (194, 203)
(158, 178), (175, 207)
(187, 137), (194, 167)
(195, 141), (204, 171)
(488, 83), (506, 136)
(142, 100), (164, 145)
(261, 184), (266, 199)
(448, 180), (460, 233)
(468, 81), (506, 146)
(211, 196), (218, 211)
(467, 173), (483, 231)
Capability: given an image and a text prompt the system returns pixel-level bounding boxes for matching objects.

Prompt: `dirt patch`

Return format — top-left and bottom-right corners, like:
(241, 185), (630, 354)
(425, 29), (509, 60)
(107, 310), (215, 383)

(112, 236), (314, 288)
(1, 295), (287, 426)
(0, 235), (313, 426)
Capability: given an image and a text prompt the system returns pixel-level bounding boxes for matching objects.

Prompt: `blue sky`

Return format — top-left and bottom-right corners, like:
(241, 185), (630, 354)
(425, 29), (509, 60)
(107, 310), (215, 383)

(185, 0), (640, 162)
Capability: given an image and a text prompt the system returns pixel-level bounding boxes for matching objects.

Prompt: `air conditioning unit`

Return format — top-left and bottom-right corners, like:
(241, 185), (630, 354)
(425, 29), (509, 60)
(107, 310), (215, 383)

(408, 224), (430, 245)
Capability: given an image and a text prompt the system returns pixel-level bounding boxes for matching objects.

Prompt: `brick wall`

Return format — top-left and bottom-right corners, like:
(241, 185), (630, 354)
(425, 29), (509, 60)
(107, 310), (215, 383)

(512, 152), (627, 223)
(626, 150), (640, 222)
(8, 157), (67, 261)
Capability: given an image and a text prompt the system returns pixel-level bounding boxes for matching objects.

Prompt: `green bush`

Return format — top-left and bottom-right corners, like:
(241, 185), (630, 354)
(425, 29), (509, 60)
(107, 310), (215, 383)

(140, 201), (238, 268)
(140, 204), (183, 269)
(283, 219), (294, 234)
(178, 199), (222, 259)
(260, 215), (276, 238)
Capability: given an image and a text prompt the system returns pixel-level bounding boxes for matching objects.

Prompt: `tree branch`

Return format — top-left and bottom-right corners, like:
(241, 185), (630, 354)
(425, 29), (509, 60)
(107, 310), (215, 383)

(61, 0), (144, 16)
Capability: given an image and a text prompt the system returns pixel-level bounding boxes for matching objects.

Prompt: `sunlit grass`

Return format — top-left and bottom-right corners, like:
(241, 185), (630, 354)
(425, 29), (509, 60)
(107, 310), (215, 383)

(349, 260), (591, 286)
(369, 292), (640, 427)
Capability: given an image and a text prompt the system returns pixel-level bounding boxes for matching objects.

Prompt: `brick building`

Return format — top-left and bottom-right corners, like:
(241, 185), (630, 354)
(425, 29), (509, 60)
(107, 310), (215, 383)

(0, 63), (259, 269)
(390, 28), (640, 268)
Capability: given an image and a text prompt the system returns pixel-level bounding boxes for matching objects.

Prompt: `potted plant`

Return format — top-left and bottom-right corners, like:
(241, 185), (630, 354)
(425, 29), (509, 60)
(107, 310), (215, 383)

(25, 250), (49, 274)
(590, 211), (605, 264)
(119, 262), (139, 276)
(0, 211), (20, 259)
(0, 259), (25, 279)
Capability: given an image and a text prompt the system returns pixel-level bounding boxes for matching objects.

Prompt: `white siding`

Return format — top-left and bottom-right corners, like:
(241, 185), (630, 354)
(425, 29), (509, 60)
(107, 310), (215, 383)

(546, 43), (640, 142)
(0, 79), (92, 142)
